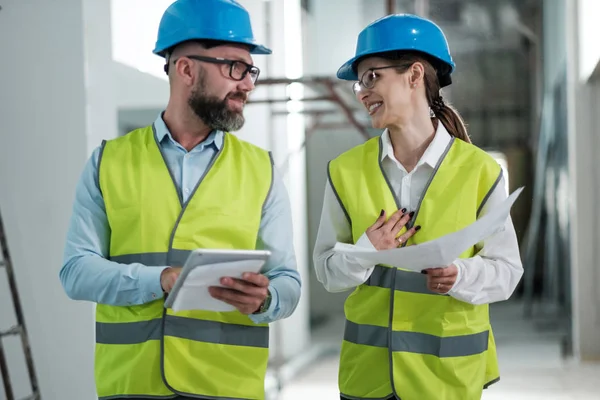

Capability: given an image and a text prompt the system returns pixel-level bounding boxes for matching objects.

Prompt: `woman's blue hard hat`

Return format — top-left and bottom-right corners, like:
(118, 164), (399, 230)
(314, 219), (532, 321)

(337, 14), (455, 87)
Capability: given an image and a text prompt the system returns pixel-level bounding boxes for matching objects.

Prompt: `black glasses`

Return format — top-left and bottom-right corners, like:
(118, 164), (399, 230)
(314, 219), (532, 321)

(352, 65), (405, 95)
(175, 55), (261, 84)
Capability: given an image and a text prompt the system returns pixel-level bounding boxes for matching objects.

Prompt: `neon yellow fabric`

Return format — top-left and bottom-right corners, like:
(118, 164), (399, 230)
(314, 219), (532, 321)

(96, 126), (273, 399)
(329, 136), (502, 400)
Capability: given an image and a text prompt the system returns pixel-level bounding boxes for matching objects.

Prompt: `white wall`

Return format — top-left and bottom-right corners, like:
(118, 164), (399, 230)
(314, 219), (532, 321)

(110, 0), (174, 81)
(305, 0), (363, 77)
(566, 0), (600, 361)
(577, 0), (600, 82)
(113, 62), (169, 110)
(0, 0), (116, 398)
(302, 0), (362, 322)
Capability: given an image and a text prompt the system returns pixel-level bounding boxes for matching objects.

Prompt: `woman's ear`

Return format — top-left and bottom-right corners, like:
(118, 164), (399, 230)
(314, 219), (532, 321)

(409, 62), (426, 87)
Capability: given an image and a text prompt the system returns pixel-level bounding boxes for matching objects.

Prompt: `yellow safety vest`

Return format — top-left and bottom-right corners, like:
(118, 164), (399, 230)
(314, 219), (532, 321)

(95, 126), (273, 400)
(328, 136), (502, 400)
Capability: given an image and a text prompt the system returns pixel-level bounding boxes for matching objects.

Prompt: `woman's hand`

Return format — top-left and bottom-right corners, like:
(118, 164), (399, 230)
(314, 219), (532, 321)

(366, 208), (421, 250)
(422, 265), (458, 294)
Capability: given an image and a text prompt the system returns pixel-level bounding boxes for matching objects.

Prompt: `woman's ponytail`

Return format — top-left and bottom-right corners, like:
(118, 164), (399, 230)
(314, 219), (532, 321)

(431, 96), (471, 143)
(379, 51), (472, 144)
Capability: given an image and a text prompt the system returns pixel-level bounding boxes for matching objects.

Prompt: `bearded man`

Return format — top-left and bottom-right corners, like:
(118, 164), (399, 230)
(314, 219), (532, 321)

(59, 1), (301, 399)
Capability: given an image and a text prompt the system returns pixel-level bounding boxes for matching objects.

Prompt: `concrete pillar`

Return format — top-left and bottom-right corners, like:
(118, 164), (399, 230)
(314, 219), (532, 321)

(239, 0), (312, 362)
(566, 0), (600, 362)
(0, 0), (116, 398)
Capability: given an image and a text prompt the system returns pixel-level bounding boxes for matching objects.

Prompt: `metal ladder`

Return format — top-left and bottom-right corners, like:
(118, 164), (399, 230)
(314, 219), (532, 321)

(0, 209), (40, 400)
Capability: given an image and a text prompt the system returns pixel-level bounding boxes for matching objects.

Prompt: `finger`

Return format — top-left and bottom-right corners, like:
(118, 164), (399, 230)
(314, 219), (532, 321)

(426, 267), (456, 278)
(368, 209), (387, 231)
(241, 272), (270, 287)
(220, 277), (268, 296)
(395, 224), (421, 245)
(429, 281), (450, 293)
(383, 208), (406, 231)
(166, 275), (178, 292)
(209, 286), (256, 305)
(429, 276), (457, 286)
(209, 288), (259, 314)
(391, 210), (413, 235)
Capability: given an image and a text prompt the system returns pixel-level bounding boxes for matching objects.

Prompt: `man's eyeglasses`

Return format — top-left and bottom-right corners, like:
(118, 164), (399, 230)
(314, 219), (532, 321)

(352, 65), (404, 95)
(174, 55), (261, 84)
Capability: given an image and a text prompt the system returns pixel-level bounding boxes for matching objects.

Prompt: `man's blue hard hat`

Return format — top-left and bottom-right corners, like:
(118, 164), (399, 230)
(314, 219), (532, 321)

(153, 0), (272, 57)
(337, 14), (455, 87)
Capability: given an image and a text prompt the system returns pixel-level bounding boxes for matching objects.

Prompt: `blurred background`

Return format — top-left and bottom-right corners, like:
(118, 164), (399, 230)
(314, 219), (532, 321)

(1, 0), (600, 399)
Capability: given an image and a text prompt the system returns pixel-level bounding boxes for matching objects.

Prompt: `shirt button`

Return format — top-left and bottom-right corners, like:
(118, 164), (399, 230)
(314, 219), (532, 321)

(184, 188), (190, 194)
(184, 153), (190, 158)
(152, 293), (157, 299)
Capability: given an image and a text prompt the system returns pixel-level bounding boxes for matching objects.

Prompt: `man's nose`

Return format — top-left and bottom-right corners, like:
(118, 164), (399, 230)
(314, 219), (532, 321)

(237, 72), (255, 92)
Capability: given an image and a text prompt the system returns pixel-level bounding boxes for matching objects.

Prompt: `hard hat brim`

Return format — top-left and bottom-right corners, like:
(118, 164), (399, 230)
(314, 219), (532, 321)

(153, 39), (272, 57)
(336, 48), (454, 81)
(336, 49), (454, 88)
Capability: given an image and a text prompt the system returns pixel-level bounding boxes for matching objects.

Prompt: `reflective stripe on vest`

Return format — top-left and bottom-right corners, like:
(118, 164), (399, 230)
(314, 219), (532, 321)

(329, 134), (502, 400)
(96, 316), (269, 348)
(96, 125), (273, 400)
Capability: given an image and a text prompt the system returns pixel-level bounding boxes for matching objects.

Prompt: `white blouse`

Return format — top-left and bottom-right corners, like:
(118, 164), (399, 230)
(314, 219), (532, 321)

(312, 124), (523, 305)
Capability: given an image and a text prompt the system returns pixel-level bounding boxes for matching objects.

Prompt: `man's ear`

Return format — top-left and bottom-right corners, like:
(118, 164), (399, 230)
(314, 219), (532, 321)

(174, 57), (196, 86)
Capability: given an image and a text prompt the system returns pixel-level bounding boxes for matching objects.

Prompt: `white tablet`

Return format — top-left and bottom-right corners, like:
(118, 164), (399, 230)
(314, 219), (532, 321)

(163, 248), (271, 310)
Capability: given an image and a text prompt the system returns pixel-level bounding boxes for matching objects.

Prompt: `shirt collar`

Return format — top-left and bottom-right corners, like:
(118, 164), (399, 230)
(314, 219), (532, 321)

(380, 122), (452, 169)
(152, 112), (224, 150)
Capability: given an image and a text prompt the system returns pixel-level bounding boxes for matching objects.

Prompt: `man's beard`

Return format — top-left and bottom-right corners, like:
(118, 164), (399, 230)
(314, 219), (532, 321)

(188, 80), (247, 132)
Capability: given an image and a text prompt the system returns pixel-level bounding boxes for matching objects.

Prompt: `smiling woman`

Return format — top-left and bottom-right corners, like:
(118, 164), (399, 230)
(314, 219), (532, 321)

(354, 51), (471, 144)
(313, 13), (524, 400)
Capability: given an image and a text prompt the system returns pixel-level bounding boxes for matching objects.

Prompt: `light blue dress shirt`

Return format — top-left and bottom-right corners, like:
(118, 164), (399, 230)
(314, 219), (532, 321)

(59, 113), (301, 324)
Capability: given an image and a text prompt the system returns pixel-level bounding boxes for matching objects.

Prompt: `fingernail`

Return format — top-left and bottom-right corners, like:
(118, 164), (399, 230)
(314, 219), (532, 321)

(380, 209), (385, 217)
(409, 211), (415, 218)
(421, 270), (428, 274)
(401, 208), (407, 213)
(415, 225), (422, 231)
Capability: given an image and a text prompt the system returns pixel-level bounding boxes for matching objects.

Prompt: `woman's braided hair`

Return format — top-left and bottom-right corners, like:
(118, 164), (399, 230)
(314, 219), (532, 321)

(374, 51), (471, 144)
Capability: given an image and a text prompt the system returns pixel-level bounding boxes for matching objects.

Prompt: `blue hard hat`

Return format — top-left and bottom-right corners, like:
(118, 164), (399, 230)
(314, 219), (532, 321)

(337, 14), (455, 87)
(153, 0), (272, 57)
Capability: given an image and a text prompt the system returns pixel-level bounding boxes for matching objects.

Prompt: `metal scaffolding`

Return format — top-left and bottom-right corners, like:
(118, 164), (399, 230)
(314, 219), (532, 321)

(252, 76), (371, 141)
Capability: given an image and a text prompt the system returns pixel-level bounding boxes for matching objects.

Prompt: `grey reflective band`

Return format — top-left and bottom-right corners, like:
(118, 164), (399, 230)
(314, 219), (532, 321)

(477, 168), (503, 217)
(366, 265), (447, 296)
(344, 321), (489, 358)
(99, 395), (177, 400)
(109, 250), (191, 267)
(97, 316), (269, 348)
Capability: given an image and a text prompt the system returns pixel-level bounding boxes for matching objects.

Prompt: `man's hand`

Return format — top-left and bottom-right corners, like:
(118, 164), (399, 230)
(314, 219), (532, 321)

(208, 272), (270, 315)
(161, 267), (182, 293)
(422, 265), (458, 294)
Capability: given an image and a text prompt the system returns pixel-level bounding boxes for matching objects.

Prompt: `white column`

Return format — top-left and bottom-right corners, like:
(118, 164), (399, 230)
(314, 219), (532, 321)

(237, 0), (312, 363)
(305, 0), (364, 76)
(566, 0), (600, 361)
(0, 0), (115, 398)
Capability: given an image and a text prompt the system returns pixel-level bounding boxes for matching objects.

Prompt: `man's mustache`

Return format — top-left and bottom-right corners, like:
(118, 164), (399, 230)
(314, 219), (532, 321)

(226, 92), (248, 103)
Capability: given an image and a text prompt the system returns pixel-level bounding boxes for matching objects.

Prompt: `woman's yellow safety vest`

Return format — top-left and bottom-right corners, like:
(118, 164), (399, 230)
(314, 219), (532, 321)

(328, 136), (503, 400)
(95, 126), (273, 400)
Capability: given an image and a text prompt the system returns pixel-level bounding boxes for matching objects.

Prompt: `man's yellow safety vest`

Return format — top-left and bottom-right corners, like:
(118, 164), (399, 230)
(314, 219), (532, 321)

(328, 135), (503, 400)
(95, 126), (273, 399)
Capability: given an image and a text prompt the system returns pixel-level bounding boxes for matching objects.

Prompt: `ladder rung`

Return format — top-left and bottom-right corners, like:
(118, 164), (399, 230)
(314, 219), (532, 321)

(0, 325), (22, 337)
